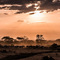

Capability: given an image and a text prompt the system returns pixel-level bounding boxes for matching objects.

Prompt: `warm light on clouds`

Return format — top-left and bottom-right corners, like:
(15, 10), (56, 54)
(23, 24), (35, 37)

(27, 10), (46, 23)
(26, 3), (33, 8)
(0, 0), (60, 40)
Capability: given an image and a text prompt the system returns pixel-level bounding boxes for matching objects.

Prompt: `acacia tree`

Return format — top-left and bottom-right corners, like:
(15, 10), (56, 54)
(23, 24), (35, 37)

(17, 36), (28, 41)
(2, 36), (10, 41)
(17, 37), (24, 40)
(2, 36), (14, 43)
(36, 34), (45, 45)
(36, 34), (40, 39)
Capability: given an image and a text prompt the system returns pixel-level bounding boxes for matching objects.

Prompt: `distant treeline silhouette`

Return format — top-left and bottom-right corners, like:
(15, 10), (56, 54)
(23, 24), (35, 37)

(0, 35), (60, 46)
(0, 43), (60, 50)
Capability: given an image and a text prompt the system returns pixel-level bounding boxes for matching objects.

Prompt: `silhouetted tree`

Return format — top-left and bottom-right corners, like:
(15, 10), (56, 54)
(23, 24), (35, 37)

(36, 34), (44, 40)
(24, 36), (28, 40)
(2, 36), (10, 40)
(17, 37), (24, 40)
(56, 39), (60, 42)
(2, 36), (14, 43)
(36, 34), (40, 39)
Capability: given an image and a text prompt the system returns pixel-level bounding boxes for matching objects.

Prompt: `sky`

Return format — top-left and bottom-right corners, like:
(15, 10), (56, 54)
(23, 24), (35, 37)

(0, 0), (60, 40)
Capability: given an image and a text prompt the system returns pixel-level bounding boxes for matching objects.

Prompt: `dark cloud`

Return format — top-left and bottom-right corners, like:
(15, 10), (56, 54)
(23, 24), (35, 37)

(4, 13), (8, 15)
(14, 5), (36, 14)
(0, 0), (60, 14)
(0, 6), (6, 9)
(17, 20), (24, 22)
(0, 0), (36, 4)
(39, 0), (60, 11)
(15, 11), (22, 14)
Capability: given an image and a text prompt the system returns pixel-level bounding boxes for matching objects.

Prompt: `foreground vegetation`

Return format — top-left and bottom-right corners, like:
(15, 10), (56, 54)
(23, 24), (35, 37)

(0, 43), (60, 60)
(0, 35), (60, 60)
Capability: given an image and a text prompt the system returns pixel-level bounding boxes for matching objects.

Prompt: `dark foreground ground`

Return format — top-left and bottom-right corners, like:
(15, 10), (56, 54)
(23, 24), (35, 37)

(0, 46), (60, 60)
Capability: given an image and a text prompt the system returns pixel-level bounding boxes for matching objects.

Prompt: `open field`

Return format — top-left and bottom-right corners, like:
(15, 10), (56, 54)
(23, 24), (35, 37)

(0, 46), (60, 60)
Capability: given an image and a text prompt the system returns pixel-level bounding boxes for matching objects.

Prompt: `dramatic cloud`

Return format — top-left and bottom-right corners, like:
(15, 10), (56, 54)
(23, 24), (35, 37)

(0, 0), (60, 14)
(39, 0), (60, 12)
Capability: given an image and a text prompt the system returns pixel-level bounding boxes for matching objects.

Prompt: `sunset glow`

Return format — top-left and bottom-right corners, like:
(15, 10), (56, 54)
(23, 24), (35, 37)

(0, 0), (60, 40)
(28, 11), (45, 23)
(0, 0), (60, 59)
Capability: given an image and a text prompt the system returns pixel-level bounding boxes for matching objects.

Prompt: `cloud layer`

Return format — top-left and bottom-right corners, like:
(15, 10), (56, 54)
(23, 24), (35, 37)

(0, 0), (60, 14)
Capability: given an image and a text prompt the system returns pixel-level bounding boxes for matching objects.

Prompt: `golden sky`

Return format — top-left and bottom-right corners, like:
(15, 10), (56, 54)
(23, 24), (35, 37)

(0, 0), (60, 40)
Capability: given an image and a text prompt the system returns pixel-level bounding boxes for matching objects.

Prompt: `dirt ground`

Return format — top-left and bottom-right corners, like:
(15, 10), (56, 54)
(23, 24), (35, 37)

(0, 47), (60, 60)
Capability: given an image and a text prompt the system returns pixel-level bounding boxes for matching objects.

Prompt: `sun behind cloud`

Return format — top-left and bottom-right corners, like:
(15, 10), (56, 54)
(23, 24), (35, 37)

(27, 10), (46, 23)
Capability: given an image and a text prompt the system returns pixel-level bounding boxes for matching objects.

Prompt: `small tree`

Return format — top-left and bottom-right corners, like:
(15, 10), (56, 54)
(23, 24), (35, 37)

(17, 37), (24, 41)
(2, 36), (10, 41)
(36, 34), (40, 39)
(2, 36), (14, 43)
